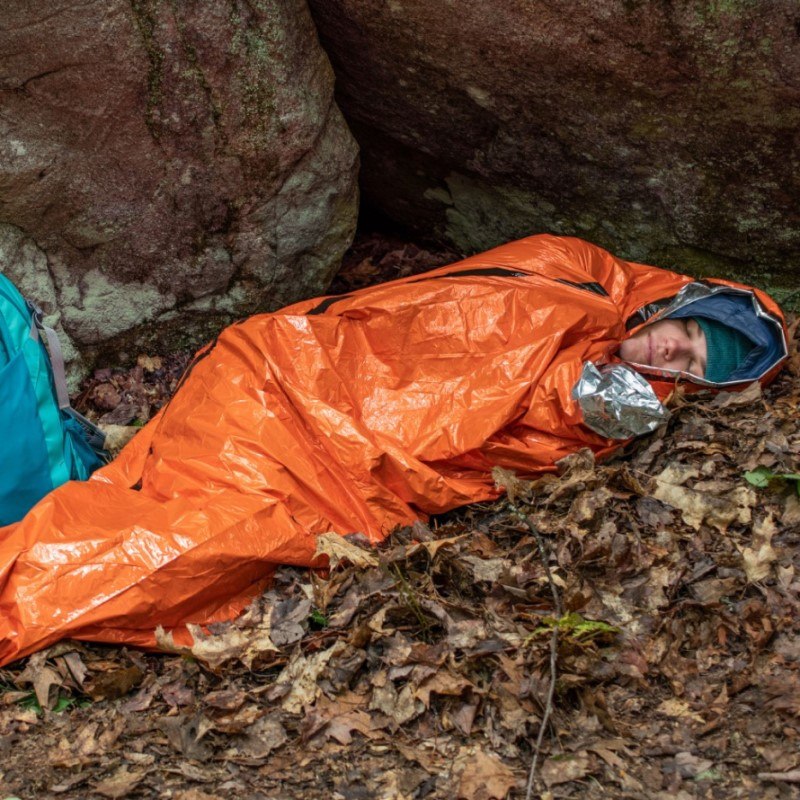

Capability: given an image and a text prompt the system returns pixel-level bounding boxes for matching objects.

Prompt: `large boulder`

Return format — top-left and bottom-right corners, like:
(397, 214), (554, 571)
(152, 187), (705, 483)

(307, 0), (799, 293)
(0, 0), (358, 380)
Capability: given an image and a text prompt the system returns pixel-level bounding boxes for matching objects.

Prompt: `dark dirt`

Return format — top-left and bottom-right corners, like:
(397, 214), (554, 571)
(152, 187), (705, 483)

(0, 235), (798, 800)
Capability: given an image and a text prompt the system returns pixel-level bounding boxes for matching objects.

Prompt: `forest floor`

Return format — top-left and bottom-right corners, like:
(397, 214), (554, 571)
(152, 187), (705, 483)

(0, 233), (798, 800)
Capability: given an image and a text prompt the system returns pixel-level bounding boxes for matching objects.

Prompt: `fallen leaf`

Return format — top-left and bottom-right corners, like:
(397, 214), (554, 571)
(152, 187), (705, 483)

(415, 670), (474, 708)
(91, 383), (121, 411)
(395, 741), (444, 774)
(457, 747), (517, 799)
(673, 751), (714, 778)
(463, 555), (506, 582)
(757, 743), (799, 772)
(173, 790), (226, 800)
(269, 597), (311, 646)
(207, 703), (262, 734)
(160, 677), (194, 708)
(156, 621), (276, 670)
(137, 354), (162, 372)
(236, 714), (287, 759)
(84, 665), (143, 701)
(15, 649), (68, 710)
(93, 767), (144, 799)
(99, 424), (140, 456)
(314, 532), (378, 569)
(492, 467), (529, 504)
(739, 514), (778, 582)
(276, 641), (347, 714)
(159, 715), (211, 760)
(204, 689), (247, 712)
(656, 698), (705, 723)
(450, 701), (479, 735)
(32, 665), (62, 710)
(370, 681), (422, 725)
(540, 752), (591, 787)
(409, 534), (465, 559)
(323, 707), (374, 745)
(653, 468), (753, 531)
(711, 381), (762, 409)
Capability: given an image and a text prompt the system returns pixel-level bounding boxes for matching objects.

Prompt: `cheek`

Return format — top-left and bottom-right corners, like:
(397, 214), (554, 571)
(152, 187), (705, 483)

(619, 334), (643, 362)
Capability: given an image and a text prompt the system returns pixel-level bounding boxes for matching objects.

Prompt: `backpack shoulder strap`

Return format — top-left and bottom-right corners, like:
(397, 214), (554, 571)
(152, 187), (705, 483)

(27, 301), (107, 458)
(27, 301), (70, 410)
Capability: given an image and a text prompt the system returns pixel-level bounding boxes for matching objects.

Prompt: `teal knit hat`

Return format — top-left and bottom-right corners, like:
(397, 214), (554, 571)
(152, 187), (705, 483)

(695, 317), (754, 383)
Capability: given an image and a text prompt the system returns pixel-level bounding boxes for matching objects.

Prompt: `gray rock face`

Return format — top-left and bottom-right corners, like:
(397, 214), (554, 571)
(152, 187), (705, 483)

(308, 0), (799, 291)
(0, 0), (359, 376)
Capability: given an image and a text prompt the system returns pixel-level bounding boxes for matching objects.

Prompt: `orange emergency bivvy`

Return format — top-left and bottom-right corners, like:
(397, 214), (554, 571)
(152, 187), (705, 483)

(0, 235), (787, 665)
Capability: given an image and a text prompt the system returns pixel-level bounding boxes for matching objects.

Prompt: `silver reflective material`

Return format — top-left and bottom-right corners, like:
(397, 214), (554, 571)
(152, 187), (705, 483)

(572, 362), (669, 439)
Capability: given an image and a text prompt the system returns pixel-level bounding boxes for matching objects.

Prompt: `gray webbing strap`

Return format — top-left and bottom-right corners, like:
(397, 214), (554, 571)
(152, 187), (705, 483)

(28, 302), (71, 410)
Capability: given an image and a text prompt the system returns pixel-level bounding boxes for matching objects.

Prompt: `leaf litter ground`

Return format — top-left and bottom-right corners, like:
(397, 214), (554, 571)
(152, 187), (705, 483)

(1, 234), (799, 800)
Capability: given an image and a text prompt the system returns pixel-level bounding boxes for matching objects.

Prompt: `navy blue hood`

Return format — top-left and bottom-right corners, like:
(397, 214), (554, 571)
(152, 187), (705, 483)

(667, 291), (785, 384)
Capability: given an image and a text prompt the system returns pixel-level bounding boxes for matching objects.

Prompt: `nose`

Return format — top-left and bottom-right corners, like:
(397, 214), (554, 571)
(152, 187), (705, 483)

(663, 335), (689, 362)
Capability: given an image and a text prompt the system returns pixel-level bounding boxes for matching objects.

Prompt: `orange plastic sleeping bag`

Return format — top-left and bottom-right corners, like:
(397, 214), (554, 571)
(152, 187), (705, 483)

(0, 235), (785, 665)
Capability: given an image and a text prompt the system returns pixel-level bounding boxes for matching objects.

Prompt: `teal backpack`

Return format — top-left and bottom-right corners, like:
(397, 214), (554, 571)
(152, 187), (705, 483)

(0, 274), (107, 526)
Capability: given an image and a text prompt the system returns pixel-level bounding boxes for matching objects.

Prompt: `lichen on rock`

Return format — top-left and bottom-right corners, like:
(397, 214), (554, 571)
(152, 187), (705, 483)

(0, 0), (359, 376)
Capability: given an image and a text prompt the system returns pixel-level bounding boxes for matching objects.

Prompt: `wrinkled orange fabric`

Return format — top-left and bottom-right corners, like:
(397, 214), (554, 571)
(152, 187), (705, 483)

(0, 235), (785, 665)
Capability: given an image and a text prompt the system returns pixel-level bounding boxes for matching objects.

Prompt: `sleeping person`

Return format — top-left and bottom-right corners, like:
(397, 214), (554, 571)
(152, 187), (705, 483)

(0, 234), (787, 665)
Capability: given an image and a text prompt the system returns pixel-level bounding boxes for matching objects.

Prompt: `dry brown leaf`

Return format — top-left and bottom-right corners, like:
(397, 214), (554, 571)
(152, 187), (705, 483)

(409, 534), (465, 558)
(456, 747), (517, 800)
(395, 741), (445, 774)
(269, 597), (311, 646)
(32, 665), (62, 710)
(204, 689), (247, 712)
(48, 723), (97, 767)
(207, 703), (263, 734)
(99, 424), (140, 456)
(156, 620), (276, 670)
(415, 670), (474, 708)
(370, 681), (422, 725)
(656, 698), (705, 723)
(653, 467), (753, 531)
(84, 665), (143, 701)
(674, 751), (714, 778)
(159, 715), (211, 760)
(235, 713), (287, 759)
(15, 648), (71, 710)
(739, 514), (778, 582)
(463, 555), (506, 582)
(173, 790), (226, 800)
(450, 701), (479, 735)
(540, 752), (592, 787)
(93, 767), (145, 799)
(156, 624), (247, 669)
(492, 466), (529, 503)
(757, 743), (800, 772)
(711, 380), (762, 409)
(277, 640), (347, 714)
(314, 532), (378, 569)
(57, 651), (88, 689)
(137, 354), (162, 372)
(323, 707), (374, 744)
(783, 493), (800, 525)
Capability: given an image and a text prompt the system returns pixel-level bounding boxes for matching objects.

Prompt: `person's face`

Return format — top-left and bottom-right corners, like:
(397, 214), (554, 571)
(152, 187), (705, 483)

(619, 317), (707, 378)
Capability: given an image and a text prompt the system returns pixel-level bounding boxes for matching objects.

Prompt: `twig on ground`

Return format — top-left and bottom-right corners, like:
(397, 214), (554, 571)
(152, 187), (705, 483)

(509, 506), (563, 800)
(758, 770), (800, 783)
